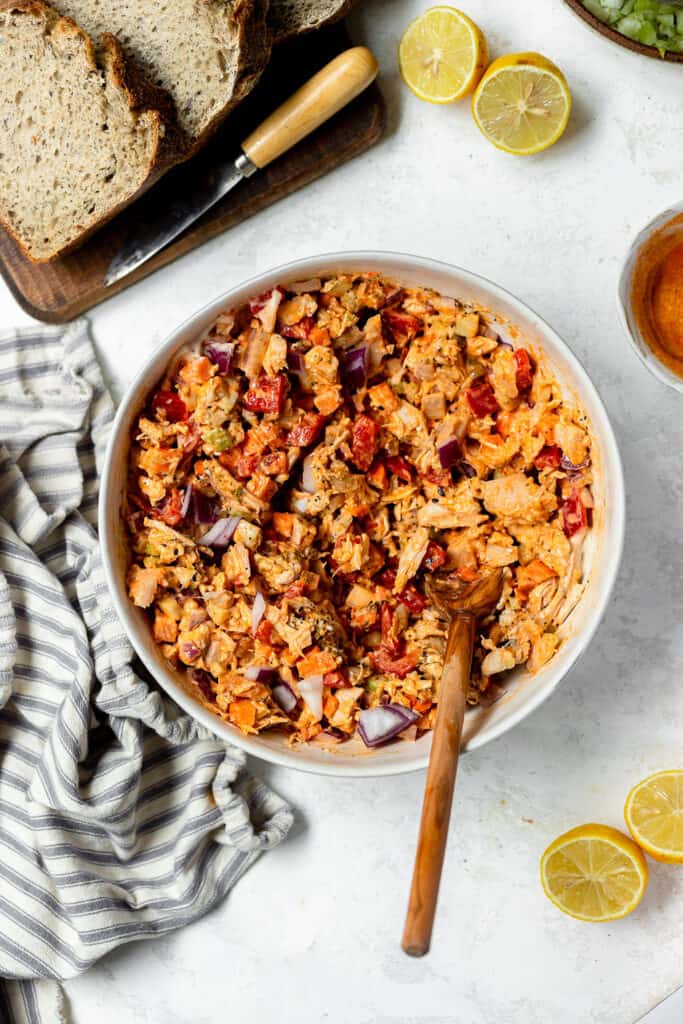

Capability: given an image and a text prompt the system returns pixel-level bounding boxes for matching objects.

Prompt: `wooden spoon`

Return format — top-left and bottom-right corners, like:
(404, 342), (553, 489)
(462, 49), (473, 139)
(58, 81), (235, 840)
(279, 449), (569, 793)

(402, 569), (504, 958)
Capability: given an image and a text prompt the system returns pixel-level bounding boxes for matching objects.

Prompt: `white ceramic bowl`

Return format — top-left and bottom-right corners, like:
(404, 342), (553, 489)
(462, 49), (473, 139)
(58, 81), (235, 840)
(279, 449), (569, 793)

(100, 252), (625, 777)
(617, 203), (683, 394)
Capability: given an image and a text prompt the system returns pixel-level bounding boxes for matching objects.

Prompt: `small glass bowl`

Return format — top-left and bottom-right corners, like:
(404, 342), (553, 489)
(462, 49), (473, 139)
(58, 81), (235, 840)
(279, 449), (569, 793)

(617, 203), (683, 394)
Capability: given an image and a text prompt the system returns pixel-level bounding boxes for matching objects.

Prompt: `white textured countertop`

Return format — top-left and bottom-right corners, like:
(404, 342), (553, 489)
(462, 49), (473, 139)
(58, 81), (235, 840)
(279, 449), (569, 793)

(3, 2), (683, 1021)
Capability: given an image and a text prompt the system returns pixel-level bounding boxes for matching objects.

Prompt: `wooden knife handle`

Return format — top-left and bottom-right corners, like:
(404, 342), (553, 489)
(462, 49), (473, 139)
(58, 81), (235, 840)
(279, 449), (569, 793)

(402, 613), (476, 958)
(241, 46), (378, 170)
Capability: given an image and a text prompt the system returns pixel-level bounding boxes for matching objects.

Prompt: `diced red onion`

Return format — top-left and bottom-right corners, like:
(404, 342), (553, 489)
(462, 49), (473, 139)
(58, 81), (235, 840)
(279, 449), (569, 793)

(298, 674), (323, 721)
(438, 437), (462, 470)
(180, 642), (201, 663)
(292, 495), (309, 514)
(192, 490), (218, 525)
(301, 454), (316, 493)
(287, 277), (321, 295)
(459, 461), (477, 478)
(358, 704), (419, 748)
(251, 288), (283, 333)
(341, 346), (369, 390)
(482, 323), (500, 342)
(198, 516), (240, 547)
(497, 339), (514, 351)
(287, 350), (305, 374)
(191, 668), (215, 701)
(245, 665), (277, 683)
(180, 483), (193, 521)
(272, 681), (298, 714)
(204, 341), (235, 375)
(323, 727), (346, 741)
(252, 591), (266, 635)
(560, 454), (590, 476)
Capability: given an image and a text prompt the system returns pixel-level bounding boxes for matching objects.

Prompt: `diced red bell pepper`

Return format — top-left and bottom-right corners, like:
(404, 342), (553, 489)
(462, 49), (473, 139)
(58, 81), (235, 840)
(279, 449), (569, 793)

(286, 412), (326, 447)
(380, 603), (402, 656)
(350, 414), (379, 472)
(422, 540), (447, 572)
(423, 467), (452, 488)
(151, 389), (187, 423)
(284, 580), (307, 600)
(385, 455), (413, 483)
(381, 308), (421, 345)
(155, 487), (184, 526)
(561, 492), (588, 538)
(374, 566), (397, 591)
(323, 669), (349, 689)
(398, 583), (428, 615)
(244, 373), (287, 415)
(534, 445), (563, 471)
(254, 618), (273, 643)
(281, 317), (315, 339)
(514, 349), (535, 392)
(219, 446), (259, 479)
(466, 379), (500, 418)
(370, 648), (419, 679)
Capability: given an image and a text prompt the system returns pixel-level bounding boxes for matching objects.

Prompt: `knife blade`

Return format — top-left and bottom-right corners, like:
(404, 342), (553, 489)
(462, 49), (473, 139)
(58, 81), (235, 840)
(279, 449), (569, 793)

(104, 45), (378, 288)
(638, 985), (683, 1023)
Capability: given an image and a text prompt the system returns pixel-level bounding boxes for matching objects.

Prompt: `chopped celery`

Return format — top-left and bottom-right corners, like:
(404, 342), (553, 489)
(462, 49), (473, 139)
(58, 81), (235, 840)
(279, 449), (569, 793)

(579, 0), (683, 52)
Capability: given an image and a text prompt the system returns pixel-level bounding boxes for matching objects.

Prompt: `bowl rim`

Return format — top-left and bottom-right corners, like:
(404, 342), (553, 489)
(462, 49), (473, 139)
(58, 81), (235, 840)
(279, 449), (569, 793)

(563, 0), (683, 64)
(617, 203), (683, 394)
(99, 250), (625, 777)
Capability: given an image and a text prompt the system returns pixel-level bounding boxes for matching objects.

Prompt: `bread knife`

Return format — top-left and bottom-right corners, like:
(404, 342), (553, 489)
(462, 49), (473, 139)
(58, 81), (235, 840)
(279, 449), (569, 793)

(104, 46), (378, 287)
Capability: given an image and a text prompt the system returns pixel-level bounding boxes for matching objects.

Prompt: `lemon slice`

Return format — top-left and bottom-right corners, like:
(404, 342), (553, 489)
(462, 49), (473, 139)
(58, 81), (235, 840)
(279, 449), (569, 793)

(540, 824), (648, 922)
(398, 6), (488, 104)
(625, 770), (683, 864)
(472, 52), (571, 155)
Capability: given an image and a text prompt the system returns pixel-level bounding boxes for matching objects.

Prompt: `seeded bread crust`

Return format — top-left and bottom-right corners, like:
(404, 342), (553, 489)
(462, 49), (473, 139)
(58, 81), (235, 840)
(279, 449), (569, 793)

(268, 0), (358, 45)
(0, 0), (178, 261)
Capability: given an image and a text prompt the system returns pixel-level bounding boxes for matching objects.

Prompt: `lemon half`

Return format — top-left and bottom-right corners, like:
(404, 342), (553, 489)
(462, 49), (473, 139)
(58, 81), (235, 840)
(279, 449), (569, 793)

(540, 824), (648, 922)
(472, 52), (571, 155)
(399, 6), (488, 104)
(625, 770), (683, 864)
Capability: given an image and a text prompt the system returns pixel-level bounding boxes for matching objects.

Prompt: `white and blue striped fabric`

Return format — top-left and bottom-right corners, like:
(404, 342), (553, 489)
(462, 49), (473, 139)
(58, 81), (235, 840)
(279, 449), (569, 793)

(0, 321), (293, 1023)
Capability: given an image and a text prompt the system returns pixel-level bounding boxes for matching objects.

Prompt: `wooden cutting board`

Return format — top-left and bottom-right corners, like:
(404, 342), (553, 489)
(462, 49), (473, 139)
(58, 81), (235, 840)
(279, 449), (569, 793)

(0, 24), (385, 323)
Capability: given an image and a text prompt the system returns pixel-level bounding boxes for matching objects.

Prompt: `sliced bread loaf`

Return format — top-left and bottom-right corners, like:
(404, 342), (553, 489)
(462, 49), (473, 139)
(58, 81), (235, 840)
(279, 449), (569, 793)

(0, 0), (175, 262)
(268, 0), (358, 45)
(50, 0), (272, 155)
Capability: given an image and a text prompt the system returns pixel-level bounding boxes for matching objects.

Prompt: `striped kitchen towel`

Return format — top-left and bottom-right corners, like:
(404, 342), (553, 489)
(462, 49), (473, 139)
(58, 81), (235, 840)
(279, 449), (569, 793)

(0, 321), (293, 1023)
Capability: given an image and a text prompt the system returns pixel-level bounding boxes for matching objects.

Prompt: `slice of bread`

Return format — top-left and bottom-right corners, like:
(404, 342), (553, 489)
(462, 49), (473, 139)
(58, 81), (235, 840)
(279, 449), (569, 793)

(0, 0), (176, 262)
(51, 0), (272, 155)
(268, 0), (358, 45)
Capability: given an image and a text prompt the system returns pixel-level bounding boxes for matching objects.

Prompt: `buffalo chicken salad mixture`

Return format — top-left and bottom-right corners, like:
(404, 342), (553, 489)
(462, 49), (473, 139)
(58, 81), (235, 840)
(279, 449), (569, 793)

(126, 273), (594, 749)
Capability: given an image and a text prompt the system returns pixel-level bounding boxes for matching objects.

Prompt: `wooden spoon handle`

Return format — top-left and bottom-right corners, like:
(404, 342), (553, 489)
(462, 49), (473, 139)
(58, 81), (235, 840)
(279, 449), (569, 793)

(402, 613), (475, 957)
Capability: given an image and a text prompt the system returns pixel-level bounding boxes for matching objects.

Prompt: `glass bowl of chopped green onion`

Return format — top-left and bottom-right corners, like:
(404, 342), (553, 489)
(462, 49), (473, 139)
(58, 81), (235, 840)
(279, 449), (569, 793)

(564, 0), (683, 61)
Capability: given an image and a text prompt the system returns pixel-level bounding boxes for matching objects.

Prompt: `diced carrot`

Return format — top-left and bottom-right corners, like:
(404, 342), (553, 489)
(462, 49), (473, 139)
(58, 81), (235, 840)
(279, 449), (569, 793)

(368, 381), (400, 412)
(297, 647), (337, 677)
(323, 694), (339, 719)
(496, 411), (514, 438)
(314, 390), (343, 416)
(153, 611), (178, 643)
(516, 559), (557, 602)
(229, 699), (256, 728)
(179, 356), (213, 385)
(272, 512), (294, 537)
(456, 566), (479, 583)
(413, 699), (432, 715)
(367, 461), (388, 491)
(309, 326), (331, 346)
(482, 433), (504, 447)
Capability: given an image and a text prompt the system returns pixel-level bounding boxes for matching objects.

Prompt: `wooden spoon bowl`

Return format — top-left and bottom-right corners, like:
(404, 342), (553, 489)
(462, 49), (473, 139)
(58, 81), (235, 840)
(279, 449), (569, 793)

(563, 0), (683, 63)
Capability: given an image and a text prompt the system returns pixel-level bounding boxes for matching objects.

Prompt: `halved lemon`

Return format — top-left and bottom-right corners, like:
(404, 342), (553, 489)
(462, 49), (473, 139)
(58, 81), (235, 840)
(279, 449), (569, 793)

(540, 824), (648, 922)
(398, 6), (488, 104)
(625, 770), (683, 864)
(472, 52), (571, 155)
